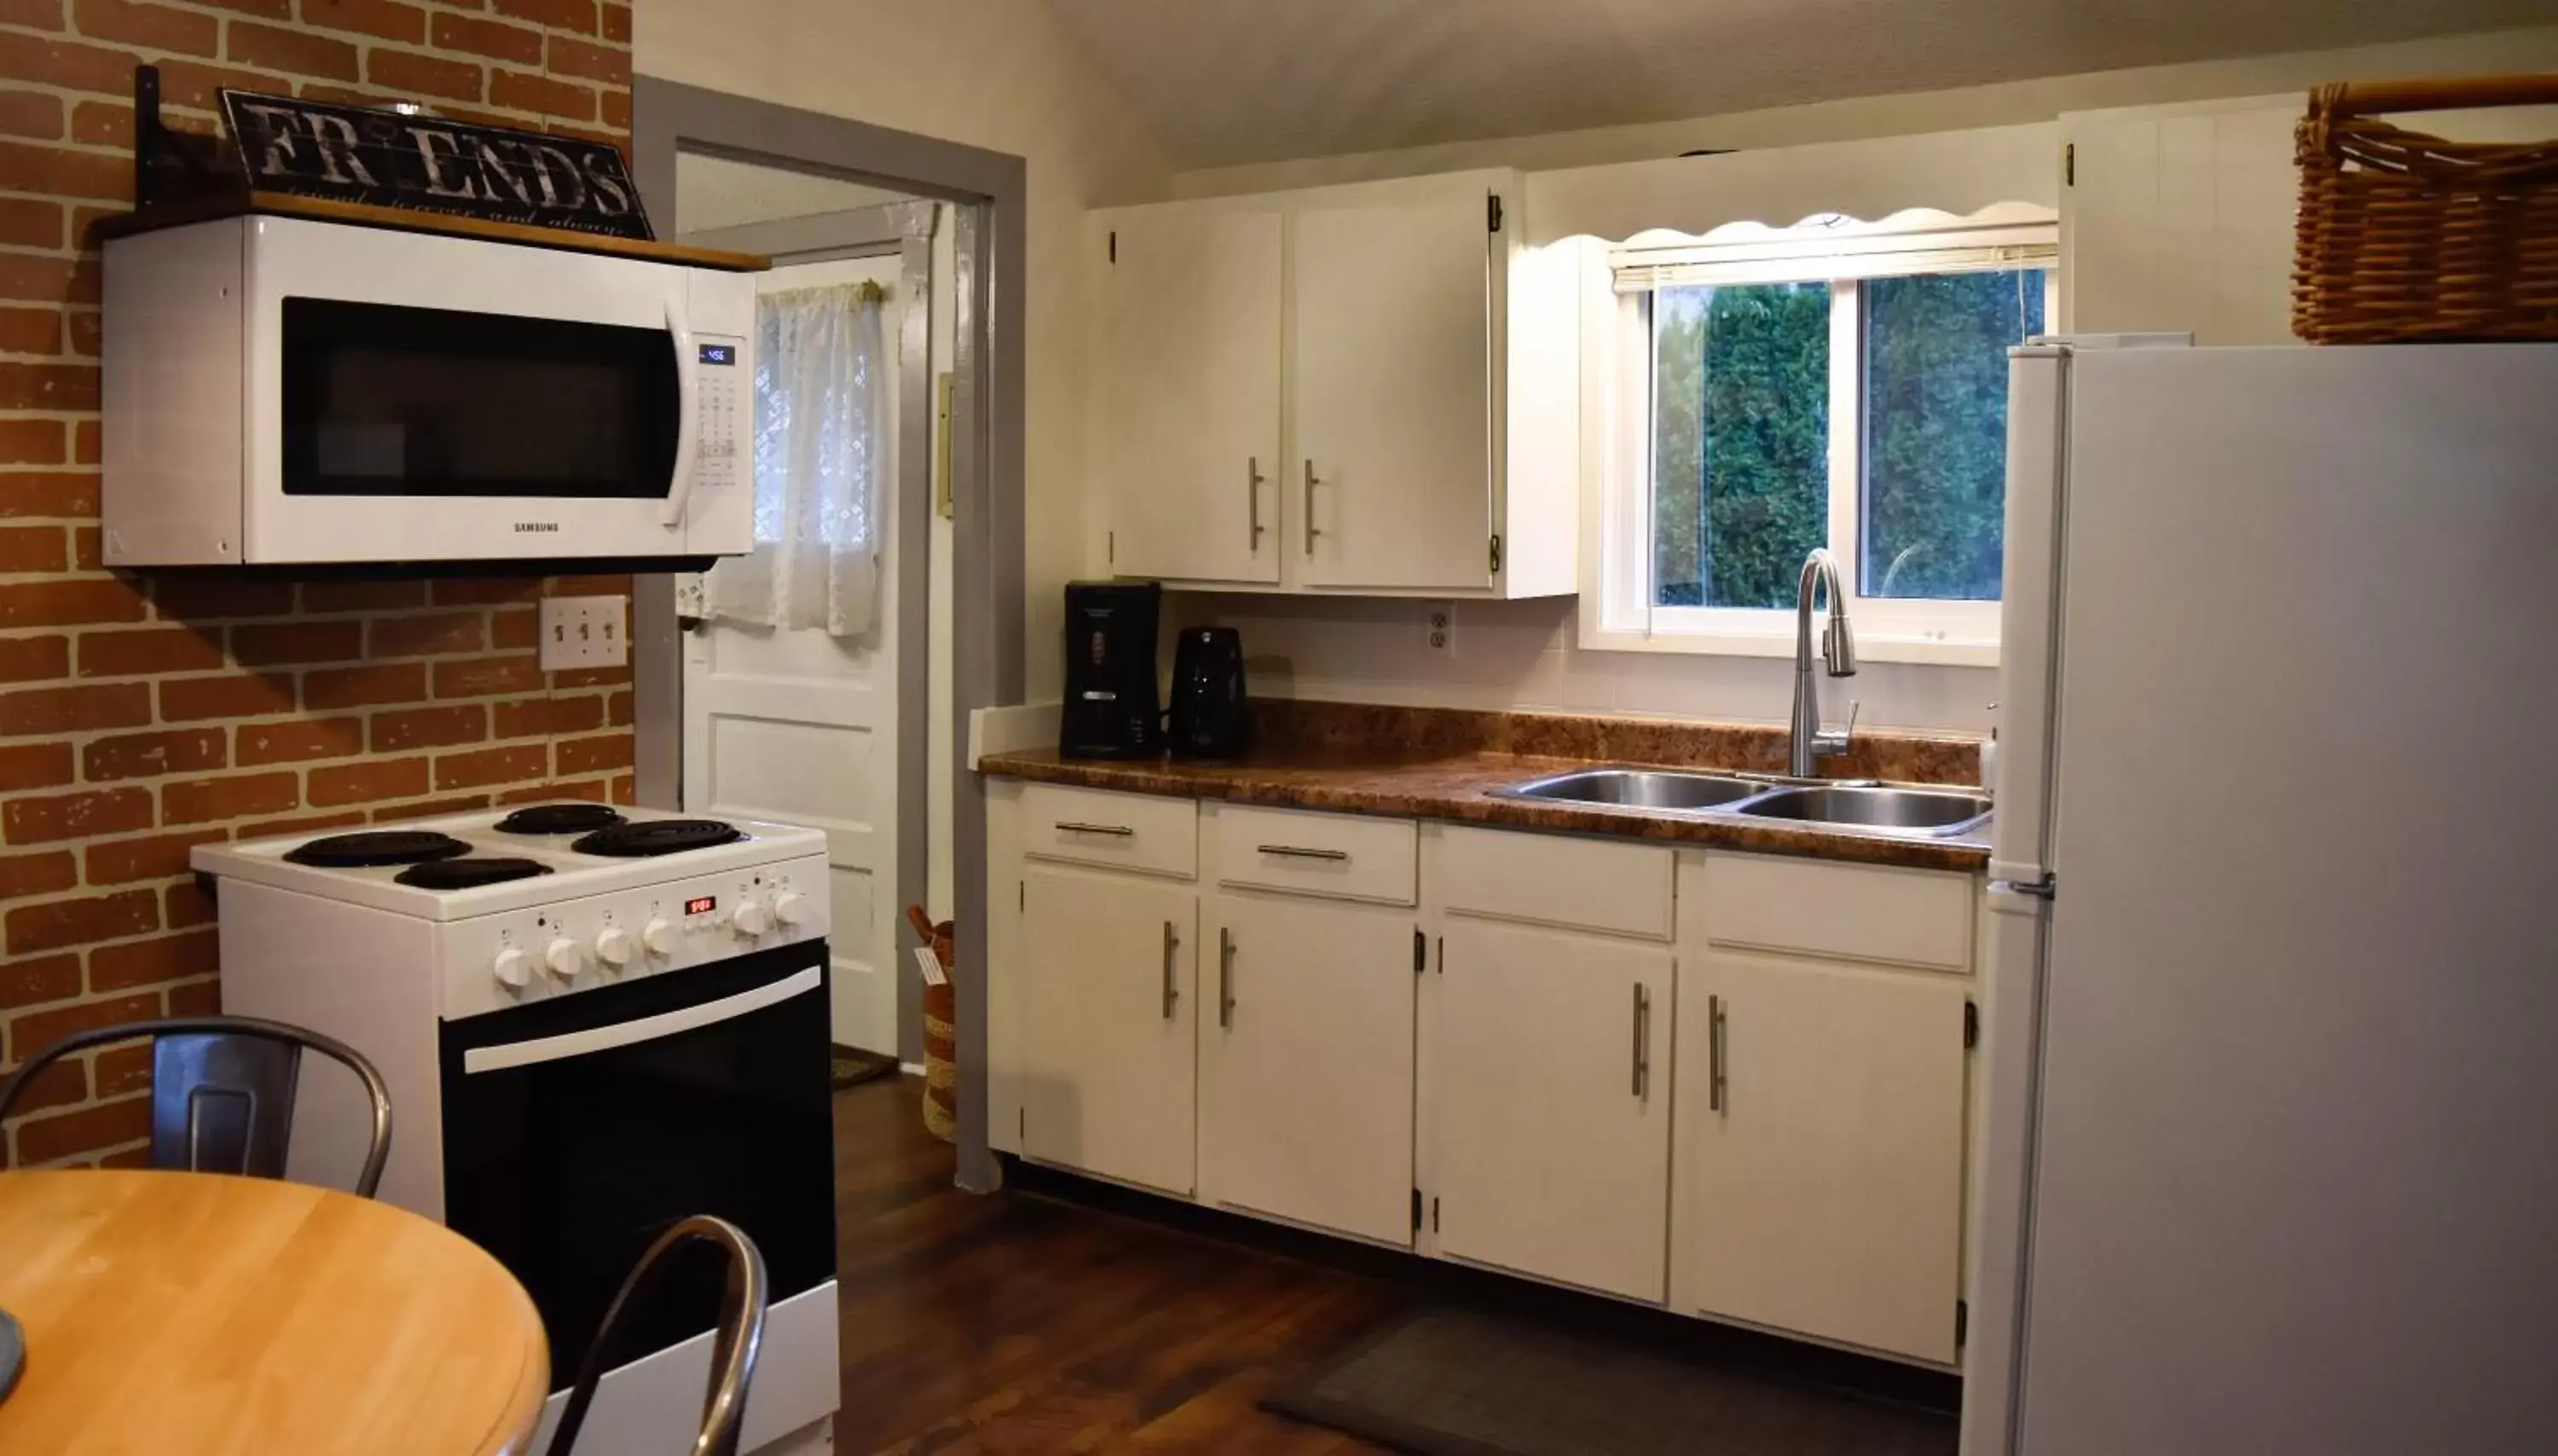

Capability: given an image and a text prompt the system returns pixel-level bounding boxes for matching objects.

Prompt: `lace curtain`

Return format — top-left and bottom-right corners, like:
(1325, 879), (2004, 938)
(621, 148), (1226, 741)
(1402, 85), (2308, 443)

(694, 281), (885, 636)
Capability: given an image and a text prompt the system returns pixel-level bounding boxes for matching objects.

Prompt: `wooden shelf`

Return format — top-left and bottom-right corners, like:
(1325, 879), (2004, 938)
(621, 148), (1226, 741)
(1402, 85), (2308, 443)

(94, 191), (769, 272)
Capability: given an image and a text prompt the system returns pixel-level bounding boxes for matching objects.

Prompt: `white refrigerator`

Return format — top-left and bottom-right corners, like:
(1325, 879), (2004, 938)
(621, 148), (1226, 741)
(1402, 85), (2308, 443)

(1964, 339), (2558, 1456)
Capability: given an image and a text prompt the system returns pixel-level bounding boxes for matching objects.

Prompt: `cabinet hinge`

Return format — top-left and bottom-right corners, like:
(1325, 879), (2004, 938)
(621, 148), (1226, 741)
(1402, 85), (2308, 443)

(1487, 194), (1503, 234)
(1965, 999), (1978, 1050)
(1489, 534), (1502, 574)
(1411, 1187), (1424, 1233)
(1431, 1195), (1440, 1232)
(1108, 229), (1117, 263)
(1413, 927), (1427, 974)
(1956, 1298), (1970, 1347)
(2063, 143), (2075, 188)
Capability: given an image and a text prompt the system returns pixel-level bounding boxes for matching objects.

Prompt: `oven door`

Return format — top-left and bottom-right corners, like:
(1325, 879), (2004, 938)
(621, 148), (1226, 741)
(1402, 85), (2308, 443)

(241, 216), (752, 564)
(439, 941), (836, 1389)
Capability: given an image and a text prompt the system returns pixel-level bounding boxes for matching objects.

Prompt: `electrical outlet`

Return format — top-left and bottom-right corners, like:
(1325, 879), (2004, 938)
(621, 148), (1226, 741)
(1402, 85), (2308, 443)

(538, 595), (628, 671)
(1425, 603), (1456, 657)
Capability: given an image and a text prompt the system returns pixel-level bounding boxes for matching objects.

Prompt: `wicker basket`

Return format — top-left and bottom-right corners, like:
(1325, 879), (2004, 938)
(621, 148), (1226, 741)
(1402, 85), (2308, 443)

(2293, 75), (2558, 344)
(907, 904), (958, 1144)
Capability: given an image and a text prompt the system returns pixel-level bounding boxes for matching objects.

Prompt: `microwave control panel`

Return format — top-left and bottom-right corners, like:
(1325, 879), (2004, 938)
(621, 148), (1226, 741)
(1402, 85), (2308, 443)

(694, 334), (748, 494)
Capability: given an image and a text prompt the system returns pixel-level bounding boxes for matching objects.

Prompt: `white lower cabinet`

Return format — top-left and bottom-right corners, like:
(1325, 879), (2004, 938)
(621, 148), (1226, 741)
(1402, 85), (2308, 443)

(1200, 891), (1416, 1244)
(1017, 866), (1199, 1196)
(1672, 946), (1971, 1362)
(1431, 916), (1672, 1303)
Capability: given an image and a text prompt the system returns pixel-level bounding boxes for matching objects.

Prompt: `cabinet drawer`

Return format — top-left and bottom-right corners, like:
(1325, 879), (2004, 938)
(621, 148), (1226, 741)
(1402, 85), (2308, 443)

(1690, 851), (1971, 972)
(1208, 803), (1417, 905)
(1019, 784), (1197, 879)
(1434, 824), (1675, 940)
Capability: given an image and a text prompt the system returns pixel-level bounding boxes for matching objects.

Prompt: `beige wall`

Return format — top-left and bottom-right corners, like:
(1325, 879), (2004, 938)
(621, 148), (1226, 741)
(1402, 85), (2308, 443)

(635, 0), (1177, 699)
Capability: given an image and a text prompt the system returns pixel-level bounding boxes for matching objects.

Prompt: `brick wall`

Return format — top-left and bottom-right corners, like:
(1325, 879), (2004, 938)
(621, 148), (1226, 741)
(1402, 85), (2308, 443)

(0, 0), (638, 1168)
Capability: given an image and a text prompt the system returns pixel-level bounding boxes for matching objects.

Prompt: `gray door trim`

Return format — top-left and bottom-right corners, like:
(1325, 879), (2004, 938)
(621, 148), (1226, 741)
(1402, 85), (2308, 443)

(633, 78), (1023, 1193)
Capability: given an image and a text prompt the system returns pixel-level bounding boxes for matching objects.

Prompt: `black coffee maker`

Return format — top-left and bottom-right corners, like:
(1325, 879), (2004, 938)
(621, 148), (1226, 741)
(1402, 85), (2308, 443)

(1060, 582), (1160, 759)
(1168, 627), (1248, 759)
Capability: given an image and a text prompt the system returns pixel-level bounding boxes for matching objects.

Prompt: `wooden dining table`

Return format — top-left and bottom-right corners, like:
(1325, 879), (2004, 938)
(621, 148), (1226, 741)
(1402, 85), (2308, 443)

(0, 1168), (549, 1455)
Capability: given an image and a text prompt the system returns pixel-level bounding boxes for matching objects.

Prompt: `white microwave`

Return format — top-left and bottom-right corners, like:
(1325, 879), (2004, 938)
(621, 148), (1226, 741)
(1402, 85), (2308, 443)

(102, 216), (755, 569)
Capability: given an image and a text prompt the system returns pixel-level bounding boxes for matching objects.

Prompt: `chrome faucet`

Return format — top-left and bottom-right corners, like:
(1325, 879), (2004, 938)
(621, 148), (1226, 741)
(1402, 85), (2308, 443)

(1789, 547), (1859, 777)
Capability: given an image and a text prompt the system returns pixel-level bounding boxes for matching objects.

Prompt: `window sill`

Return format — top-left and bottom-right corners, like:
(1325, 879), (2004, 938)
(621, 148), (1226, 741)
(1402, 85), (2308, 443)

(1577, 620), (2000, 668)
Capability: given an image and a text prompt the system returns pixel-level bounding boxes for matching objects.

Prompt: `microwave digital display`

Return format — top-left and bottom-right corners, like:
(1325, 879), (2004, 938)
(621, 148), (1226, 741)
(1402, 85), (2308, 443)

(685, 895), (717, 916)
(698, 344), (736, 367)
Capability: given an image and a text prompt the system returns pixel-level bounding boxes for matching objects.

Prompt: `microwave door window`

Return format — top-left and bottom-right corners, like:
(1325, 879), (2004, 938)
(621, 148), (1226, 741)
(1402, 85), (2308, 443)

(281, 298), (680, 499)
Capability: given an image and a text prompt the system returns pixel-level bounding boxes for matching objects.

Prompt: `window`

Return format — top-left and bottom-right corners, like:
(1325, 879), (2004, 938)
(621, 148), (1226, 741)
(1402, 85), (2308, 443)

(1600, 217), (2056, 663)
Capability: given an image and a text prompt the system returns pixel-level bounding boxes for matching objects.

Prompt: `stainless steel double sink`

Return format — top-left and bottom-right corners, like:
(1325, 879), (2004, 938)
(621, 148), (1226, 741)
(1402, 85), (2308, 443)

(1488, 767), (1993, 839)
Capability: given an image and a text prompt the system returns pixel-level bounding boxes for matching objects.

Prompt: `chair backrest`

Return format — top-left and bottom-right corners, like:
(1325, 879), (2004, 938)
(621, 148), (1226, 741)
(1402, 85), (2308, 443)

(0, 1015), (393, 1197)
(547, 1216), (768, 1456)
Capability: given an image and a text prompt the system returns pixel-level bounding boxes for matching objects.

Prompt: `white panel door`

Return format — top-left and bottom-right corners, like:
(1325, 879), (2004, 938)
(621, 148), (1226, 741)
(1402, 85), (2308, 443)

(685, 254), (901, 1054)
(1097, 208), (1283, 584)
(1201, 892), (1415, 1245)
(1018, 868), (1197, 1196)
(1431, 917), (1670, 1302)
(1291, 191), (1494, 592)
(1673, 948), (1968, 1362)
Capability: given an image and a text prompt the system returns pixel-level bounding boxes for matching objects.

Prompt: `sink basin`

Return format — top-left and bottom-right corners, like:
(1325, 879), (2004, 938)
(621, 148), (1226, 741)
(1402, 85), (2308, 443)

(1492, 768), (1765, 812)
(1737, 785), (1994, 836)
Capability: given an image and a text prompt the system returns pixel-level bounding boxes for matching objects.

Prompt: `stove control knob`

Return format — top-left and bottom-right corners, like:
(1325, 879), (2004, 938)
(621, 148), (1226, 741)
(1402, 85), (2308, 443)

(773, 892), (808, 928)
(543, 936), (584, 979)
(732, 898), (770, 939)
(492, 946), (532, 989)
(642, 918), (677, 957)
(593, 926), (635, 968)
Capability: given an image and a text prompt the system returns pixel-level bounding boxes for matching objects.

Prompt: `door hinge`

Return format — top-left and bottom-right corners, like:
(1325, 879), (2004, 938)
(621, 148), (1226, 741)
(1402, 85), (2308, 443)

(1431, 1195), (1440, 1232)
(1489, 534), (1502, 574)
(1956, 1298), (1970, 1347)
(1413, 927), (1427, 973)
(1965, 999), (1979, 1050)
(1108, 228), (1117, 263)
(1487, 194), (1503, 233)
(2063, 143), (2074, 187)
(1411, 1187), (1424, 1233)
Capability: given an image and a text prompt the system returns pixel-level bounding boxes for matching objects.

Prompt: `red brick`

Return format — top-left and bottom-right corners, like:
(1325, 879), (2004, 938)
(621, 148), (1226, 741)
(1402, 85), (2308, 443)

(300, 579), (424, 612)
(0, 952), (77, 1011)
(0, 1), (61, 32)
(489, 606), (535, 650)
(229, 620), (361, 666)
(79, 626), (222, 677)
(233, 809), (362, 838)
(0, 361), (93, 413)
(0, 90), (59, 142)
(489, 66), (592, 121)
(545, 32), (625, 84)
(371, 703), (484, 752)
(94, 1041), (149, 1097)
(163, 877), (211, 928)
(159, 670), (293, 721)
(72, 0), (218, 56)
(607, 689), (631, 726)
(0, 256), (91, 311)
(83, 727), (223, 782)
(431, 10), (539, 63)
(90, 927), (216, 991)
(148, 59), (292, 110)
(609, 773), (634, 806)
(0, 577), (145, 628)
(0, 419), (61, 462)
(5, 887), (154, 955)
(308, 756), (427, 806)
(67, 99), (124, 146)
(370, 794), (487, 823)
(84, 829), (224, 884)
(301, 0), (423, 42)
(600, 1), (627, 42)
(235, 716), (361, 765)
(0, 634), (66, 683)
(188, 0), (287, 16)
(0, 139), (130, 201)
(165, 976), (217, 1015)
(2, 786), (147, 845)
(62, 308), (97, 356)
(547, 574), (632, 597)
(0, 741), (69, 791)
(434, 654), (539, 697)
(433, 742), (546, 790)
(0, 33), (142, 100)
(0, 196), (59, 249)
(431, 576), (541, 605)
(554, 731), (630, 776)
(0, 849), (72, 899)
(0, 524), (61, 571)
(367, 611), (483, 658)
(223, 21), (357, 80)
(497, 778), (601, 805)
(0, 304), (60, 353)
(0, 679), (148, 735)
(304, 662), (425, 710)
(366, 46), (480, 101)
(2, 1056), (84, 1119)
(551, 663), (628, 689)
(151, 575), (293, 619)
(161, 771), (297, 825)
(0, 471), (96, 515)
(492, 0), (592, 32)
(71, 525), (95, 569)
(73, 419), (96, 465)
(14, 1094), (151, 1164)
(599, 85), (626, 132)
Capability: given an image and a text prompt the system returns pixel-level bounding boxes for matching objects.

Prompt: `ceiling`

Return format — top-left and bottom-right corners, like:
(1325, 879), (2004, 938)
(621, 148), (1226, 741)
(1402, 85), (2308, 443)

(1043, 0), (2552, 168)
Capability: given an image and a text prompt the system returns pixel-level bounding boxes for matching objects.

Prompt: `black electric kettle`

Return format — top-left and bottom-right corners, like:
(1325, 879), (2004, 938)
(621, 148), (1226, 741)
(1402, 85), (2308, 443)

(1167, 627), (1248, 759)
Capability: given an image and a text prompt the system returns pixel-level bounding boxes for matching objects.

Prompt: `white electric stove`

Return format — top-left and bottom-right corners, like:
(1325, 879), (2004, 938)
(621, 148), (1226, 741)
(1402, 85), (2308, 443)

(196, 803), (841, 1456)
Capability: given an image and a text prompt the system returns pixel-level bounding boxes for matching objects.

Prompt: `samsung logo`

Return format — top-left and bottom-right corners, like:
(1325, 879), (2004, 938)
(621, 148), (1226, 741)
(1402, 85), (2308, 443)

(513, 523), (560, 534)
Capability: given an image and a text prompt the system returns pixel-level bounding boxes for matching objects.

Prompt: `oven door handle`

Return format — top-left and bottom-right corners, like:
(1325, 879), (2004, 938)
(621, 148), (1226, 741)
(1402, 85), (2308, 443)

(462, 966), (819, 1074)
(660, 295), (700, 531)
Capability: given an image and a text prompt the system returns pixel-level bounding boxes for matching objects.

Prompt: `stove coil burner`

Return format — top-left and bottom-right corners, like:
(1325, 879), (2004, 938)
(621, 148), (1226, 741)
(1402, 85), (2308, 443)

(285, 831), (472, 869)
(570, 819), (746, 858)
(394, 857), (556, 891)
(494, 803), (628, 835)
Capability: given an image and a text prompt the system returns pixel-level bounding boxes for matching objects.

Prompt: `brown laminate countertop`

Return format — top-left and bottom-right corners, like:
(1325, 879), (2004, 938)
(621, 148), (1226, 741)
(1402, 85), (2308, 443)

(981, 739), (1993, 874)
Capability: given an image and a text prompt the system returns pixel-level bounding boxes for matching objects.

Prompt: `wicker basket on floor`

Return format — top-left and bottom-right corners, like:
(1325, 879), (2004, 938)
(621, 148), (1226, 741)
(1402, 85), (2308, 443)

(907, 904), (958, 1144)
(2293, 74), (2558, 344)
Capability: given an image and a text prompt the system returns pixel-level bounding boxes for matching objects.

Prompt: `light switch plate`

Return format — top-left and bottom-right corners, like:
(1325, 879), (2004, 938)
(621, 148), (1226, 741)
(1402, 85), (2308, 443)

(538, 595), (628, 671)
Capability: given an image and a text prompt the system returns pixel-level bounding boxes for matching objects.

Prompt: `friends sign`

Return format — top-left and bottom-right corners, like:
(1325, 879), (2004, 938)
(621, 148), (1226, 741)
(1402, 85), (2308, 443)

(217, 91), (654, 240)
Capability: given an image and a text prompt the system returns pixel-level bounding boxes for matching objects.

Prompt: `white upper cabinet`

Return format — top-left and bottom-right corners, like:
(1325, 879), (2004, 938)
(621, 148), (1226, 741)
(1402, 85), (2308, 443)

(2059, 97), (2301, 346)
(1097, 208), (1284, 584)
(1090, 170), (1576, 598)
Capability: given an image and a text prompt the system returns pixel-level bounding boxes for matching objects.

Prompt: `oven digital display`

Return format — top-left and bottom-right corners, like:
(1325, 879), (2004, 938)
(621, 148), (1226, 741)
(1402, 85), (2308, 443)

(685, 895), (717, 916)
(697, 344), (736, 367)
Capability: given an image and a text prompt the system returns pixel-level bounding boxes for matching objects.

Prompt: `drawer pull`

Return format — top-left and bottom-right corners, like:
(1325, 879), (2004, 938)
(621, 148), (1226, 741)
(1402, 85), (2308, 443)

(1256, 844), (1349, 862)
(1631, 984), (1652, 1100)
(1218, 927), (1236, 1028)
(1055, 821), (1135, 838)
(1160, 921), (1180, 1020)
(1708, 995), (1728, 1113)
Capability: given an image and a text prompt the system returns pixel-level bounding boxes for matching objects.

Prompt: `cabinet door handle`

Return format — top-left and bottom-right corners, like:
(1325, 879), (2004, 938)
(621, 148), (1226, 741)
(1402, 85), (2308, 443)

(1055, 821), (1134, 838)
(1218, 927), (1236, 1028)
(1302, 460), (1322, 557)
(1254, 844), (1348, 862)
(1161, 922), (1180, 1020)
(1247, 456), (1266, 549)
(1708, 994), (1728, 1113)
(1631, 984), (1652, 1100)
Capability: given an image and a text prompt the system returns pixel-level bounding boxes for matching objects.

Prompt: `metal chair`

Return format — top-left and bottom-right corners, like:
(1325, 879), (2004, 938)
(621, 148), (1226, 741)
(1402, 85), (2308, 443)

(0, 1014), (393, 1197)
(547, 1216), (769, 1456)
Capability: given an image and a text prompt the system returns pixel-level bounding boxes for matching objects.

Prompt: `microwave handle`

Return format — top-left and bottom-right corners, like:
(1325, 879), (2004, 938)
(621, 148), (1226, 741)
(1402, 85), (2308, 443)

(660, 297), (699, 530)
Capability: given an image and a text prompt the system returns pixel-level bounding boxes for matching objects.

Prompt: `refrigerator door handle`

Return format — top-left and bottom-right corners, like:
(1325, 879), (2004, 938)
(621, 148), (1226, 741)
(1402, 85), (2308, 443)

(1991, 875), (2057, 901)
